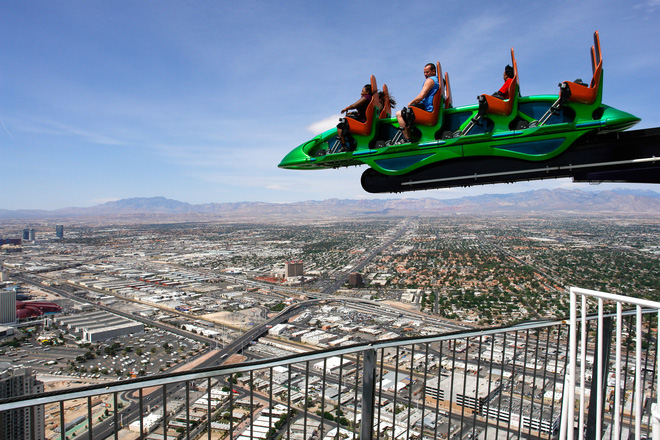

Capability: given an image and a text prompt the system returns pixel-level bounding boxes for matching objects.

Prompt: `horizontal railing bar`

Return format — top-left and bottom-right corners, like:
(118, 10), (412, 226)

(571, 286), (660, 310)
(0, 303), (654, 412)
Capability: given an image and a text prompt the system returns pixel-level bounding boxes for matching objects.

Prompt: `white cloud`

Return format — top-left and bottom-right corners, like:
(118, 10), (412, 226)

(307, 116), (340, 134)
(16, 118), (127, 147)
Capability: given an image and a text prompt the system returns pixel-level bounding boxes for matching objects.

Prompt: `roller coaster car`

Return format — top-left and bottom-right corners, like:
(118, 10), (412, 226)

(278, 32), (643, 192)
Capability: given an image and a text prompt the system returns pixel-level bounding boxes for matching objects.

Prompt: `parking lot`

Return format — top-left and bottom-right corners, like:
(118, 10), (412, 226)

(0, 325), (206, 381)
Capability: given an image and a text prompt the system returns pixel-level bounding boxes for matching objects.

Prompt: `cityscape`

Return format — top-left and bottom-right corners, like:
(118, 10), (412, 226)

(4, 1), (660, 439)
(0, 198), (659, 440)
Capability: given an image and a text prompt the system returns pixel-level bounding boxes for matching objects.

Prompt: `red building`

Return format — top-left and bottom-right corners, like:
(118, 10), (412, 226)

(16, 301), (62, 320)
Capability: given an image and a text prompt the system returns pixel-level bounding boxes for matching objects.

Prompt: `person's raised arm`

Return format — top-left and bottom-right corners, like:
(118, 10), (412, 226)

(341, 95), (370, 114)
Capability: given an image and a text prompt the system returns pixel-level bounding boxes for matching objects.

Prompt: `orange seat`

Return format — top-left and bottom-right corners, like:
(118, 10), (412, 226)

(444, 72), (453, 109)
(410, 61), (443, 126)
(480, 48), (518, 116)
(564, 31), (602, 105)
(346, 75), (379, 136)
(379, 84), (392, 119)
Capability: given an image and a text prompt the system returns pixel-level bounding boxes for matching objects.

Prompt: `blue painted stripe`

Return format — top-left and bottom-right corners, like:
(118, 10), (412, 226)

(374, 154), (434, 172)
(353, 150), (377, 156)
(493, 138), (565, 155)
(418, 140), (446, 148)
(492, 130), (522, 139)
(576, 121), (602, 128)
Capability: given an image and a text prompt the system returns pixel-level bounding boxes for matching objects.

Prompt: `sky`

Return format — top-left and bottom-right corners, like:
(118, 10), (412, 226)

(2, 1), (660, 210)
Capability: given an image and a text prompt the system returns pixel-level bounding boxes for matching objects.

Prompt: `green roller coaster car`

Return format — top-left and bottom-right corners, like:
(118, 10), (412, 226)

(278, 32), (640, 180)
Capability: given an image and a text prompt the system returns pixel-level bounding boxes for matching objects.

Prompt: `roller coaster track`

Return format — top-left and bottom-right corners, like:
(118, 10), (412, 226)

(361, 127), (660, 193)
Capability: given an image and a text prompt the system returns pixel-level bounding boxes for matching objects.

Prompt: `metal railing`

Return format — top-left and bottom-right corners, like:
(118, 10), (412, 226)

(561, 287), (660, 440)
(1, 287), (658, 440)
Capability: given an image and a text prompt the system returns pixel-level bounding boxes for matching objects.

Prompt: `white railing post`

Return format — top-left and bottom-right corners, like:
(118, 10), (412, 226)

(656, 311), (660, 440)
(569, 287), (577, 440)
(560, 287), (578, 440)
(636, 305), (642, 440)
(615, 301), (622, 440)
(579, 294), (587, 440)
(652, 403), (660, 440)
(596, 298), (603, 438)
(560, 372), (571, 440)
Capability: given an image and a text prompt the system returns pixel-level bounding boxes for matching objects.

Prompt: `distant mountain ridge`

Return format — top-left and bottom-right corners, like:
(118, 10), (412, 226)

(1, 189), (659, 220)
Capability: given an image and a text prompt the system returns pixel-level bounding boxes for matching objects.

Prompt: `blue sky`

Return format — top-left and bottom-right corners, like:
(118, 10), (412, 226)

(2, 1), (660, 210)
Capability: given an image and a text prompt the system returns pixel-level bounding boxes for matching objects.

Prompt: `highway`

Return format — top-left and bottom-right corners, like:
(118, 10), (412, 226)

(8, 221), (477, 438)
(319, 220), (409, 296)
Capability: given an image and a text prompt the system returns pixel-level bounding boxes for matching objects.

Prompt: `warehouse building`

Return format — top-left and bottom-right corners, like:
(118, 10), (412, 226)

(54, 311), (144, 342)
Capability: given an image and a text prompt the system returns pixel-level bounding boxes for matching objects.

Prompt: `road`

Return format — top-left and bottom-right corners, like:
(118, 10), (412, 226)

(320, 220), (410, 295)
(10, 220), (478, 438)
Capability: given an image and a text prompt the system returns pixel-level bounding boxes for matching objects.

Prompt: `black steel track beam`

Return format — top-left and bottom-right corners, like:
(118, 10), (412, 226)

(361, 127), (660, 193)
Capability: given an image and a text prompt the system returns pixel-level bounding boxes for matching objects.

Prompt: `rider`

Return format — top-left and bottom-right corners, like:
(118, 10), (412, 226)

(493, 64), (514, 99)
(337, 84), (373, 150)
(395, 63), (439, 143)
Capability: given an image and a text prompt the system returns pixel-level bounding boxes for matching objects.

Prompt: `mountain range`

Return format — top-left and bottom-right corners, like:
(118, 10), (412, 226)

(2, 189), (660, 221)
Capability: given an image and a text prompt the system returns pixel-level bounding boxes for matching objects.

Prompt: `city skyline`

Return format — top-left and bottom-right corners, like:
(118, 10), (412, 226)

(1, 187), (660, 219)
(3, 1), (660, 211)
(1, 204), (658, 438)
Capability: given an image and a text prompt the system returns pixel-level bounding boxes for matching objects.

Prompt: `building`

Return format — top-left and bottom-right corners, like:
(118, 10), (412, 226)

(285, 261), (303, 279)
(54, 311), (144, 342)
(0, 364), (45, 440)
(425, 372), (500, 412)
(482, 395), (560, 435)
(0, 326), (15, 339)
(15, 301), (62, 321)
(0, 290), (17, 324)
(348, 272), (363, 288)
(55, 225), (64, 239)
(0, 239), (21, 247)
(22, 229), (29, 240)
